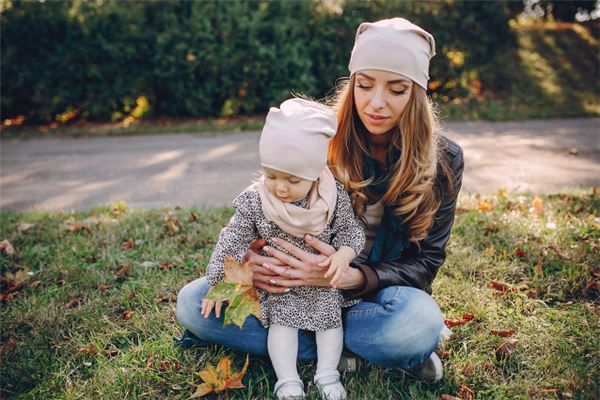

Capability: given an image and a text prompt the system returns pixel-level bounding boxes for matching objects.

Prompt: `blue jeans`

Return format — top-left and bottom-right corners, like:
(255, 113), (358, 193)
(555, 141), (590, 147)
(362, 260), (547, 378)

(176, 277), (444, 369)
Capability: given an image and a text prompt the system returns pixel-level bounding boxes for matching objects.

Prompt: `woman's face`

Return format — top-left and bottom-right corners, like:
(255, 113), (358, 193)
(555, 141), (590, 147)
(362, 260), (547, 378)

(353, 69), (413, 136)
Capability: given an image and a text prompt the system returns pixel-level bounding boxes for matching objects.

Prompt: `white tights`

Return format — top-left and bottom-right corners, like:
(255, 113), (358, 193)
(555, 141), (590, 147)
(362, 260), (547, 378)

(268, 325), (345, 399)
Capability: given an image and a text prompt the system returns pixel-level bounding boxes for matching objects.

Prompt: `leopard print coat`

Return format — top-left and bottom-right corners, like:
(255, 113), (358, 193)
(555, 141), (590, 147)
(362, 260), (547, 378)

(206, 180), (365, 331)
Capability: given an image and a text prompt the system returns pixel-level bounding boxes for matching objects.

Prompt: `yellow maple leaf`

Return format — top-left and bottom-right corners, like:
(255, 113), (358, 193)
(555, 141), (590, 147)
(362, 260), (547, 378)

(531, 197), (544, 216)
(478, 200), (493, 212)
(188, 355), (249, 399)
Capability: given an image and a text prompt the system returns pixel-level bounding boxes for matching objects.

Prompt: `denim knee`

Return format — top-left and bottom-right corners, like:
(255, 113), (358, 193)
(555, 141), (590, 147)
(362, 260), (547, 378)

(176, 277), (210, 335)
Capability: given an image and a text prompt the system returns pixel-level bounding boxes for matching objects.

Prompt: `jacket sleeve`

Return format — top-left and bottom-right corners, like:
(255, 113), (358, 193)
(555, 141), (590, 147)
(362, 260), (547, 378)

(345, 138), (464, 297)
(205, 188), (258, 286)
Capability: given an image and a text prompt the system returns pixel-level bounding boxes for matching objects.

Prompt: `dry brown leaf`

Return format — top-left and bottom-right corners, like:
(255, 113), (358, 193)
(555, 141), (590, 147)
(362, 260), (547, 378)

(65, 297), (82, 308)
(490, 279), (511, 292)
(163, 212), (183, 234)
(189, 211), (199, 222)
(496, 338), (518, 359)
(97, 284), (113, 293)
(160, 262), (175, 271)
(459, 384), (475, 400)
(103, 348), (118, 358)
(155, 294), (177, 303)
(77, 343), (98, 354)
(223, 257), (253, 286)
(123, 309), (133, 321)
(115, 264), (130, 279)
(0, 337), (17, 364)
(122, 238), (135, 250)
(440, 395), (461, 400)
(490, 329), (515, 337)
(0, 239), (15, 255)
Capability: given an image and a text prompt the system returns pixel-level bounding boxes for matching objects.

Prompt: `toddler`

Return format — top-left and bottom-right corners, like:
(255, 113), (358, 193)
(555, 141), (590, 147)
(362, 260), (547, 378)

(202, 98), (365, 400)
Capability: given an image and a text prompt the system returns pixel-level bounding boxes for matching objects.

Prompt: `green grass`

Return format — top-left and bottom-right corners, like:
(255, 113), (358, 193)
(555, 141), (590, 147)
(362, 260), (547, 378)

(1, 189), (599, 399)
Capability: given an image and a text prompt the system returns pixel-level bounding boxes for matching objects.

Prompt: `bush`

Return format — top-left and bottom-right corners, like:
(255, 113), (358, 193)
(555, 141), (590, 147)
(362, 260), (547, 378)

(1, 0), (516, 123)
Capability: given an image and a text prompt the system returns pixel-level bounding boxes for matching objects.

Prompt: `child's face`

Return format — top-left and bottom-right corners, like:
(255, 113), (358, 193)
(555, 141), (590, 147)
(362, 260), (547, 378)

(263, 167), (315, 203)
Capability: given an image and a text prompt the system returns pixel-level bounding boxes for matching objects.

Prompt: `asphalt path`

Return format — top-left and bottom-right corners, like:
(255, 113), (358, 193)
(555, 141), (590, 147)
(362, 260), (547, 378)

(1, 118), (599, 212)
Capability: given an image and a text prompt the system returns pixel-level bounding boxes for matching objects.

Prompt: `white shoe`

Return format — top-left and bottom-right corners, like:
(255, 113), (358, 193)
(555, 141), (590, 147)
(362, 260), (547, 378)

(314, 371), (347, 400)
(273, 377), (305, 400)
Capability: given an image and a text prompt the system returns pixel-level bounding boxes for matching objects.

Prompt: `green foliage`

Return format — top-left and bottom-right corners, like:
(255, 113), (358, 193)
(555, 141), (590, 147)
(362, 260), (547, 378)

(1, 0), (519, 123)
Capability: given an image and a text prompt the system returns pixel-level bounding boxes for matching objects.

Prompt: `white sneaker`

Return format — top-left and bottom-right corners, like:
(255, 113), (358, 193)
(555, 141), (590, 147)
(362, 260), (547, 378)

(314, 371), (347, 400)
(273, 378), (306, 399)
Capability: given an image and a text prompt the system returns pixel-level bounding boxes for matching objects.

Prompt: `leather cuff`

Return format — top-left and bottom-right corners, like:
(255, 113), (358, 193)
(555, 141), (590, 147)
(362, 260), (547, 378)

(344, 262), (379, 299)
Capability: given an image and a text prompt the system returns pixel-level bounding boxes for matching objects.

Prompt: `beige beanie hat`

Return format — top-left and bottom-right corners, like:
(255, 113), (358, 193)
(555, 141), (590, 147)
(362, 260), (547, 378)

(348, 18), (436, 90)
(259, 98), (336, 181)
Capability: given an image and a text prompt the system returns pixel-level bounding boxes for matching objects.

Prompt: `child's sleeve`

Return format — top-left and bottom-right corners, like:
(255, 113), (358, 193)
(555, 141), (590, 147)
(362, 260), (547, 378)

(331, 182), (366, 256)
(205, 188), (258, 286)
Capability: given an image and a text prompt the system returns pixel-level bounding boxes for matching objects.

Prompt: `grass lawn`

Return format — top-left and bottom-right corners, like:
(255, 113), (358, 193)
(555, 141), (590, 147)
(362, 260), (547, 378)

(1, 189), (598, 399)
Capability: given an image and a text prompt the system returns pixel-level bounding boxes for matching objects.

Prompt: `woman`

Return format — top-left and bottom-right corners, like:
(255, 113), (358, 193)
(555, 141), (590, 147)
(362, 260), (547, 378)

(176, 17), (464, 385)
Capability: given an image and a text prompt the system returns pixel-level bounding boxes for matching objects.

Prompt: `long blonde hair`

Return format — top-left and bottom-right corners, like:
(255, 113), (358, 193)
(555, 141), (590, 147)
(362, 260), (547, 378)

(328, 75), (453, 243)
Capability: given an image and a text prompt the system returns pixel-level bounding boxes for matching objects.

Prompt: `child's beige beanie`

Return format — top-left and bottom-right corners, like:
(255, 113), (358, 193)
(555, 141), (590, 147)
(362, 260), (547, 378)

(259, 98), (336, 181)
(348, 18), (436, 90)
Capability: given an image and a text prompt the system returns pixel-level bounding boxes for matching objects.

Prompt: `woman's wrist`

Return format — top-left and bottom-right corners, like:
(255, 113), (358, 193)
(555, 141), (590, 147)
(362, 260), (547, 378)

(339, 265), (366, 290)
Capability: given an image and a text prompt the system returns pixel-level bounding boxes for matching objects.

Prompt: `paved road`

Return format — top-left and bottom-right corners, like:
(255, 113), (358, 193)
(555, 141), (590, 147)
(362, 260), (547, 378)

(1, 118), (599, 212)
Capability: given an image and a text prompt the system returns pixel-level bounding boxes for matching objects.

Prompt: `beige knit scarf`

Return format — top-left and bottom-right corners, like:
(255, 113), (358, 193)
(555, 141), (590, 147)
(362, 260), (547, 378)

(257, 167), (338, 238)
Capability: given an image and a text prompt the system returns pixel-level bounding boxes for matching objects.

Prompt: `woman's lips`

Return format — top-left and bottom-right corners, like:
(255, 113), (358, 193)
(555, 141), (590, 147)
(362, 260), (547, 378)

(365, 113), (389, 126)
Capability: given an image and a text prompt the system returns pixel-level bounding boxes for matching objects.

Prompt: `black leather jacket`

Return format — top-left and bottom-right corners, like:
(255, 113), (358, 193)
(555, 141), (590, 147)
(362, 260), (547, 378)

(346, 136), (464, 297)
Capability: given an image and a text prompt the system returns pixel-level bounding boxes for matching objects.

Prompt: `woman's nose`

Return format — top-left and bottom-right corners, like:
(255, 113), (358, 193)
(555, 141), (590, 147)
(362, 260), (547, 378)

(370, 87), (385, 109)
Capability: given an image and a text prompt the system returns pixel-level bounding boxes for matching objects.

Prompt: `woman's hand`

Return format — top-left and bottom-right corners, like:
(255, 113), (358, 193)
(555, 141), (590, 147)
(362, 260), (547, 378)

(261, 234), (366, 291)
(243, 239), (289, 294)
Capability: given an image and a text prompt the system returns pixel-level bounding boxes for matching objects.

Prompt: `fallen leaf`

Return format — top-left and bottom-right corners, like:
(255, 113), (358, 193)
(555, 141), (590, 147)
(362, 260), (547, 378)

(103, 348), (118, 358)
(515, 248), (526, 258)
(189, 355), (249, 399)
(484, 246), (495, 256)
(444, 313), (475, 328)
(65, 297), (82, 308)
(111, 201), (127, 217)
(155, 294), (177, 303)
(495, 338), (518, 359)
(145, 356), (154, 370)
(189, 211), (199, 222)
(534, 262), (544, 276)
(496, 188), (508, 200)
(0, 337), (17, 363)
(97, 284), (113, 292)
(531, 197), (544, 216)
(0, 239), (15, 255)
(77, 343), (98, 354)
(477, 200), (493, 212)
(123, 238), (135, 250)
(15, 223), (35, 233)
(115, 263), (130, 279)
(123, 309), (133, 320)
(490, 279), (511, 292)
(163, 212), (183, 234)
(160, 262), (175, 271)
(459, 383), (474, 400)
(440, 395), (461, 400)
(490, 329), (515, 337)
(205, 258), (262, 328)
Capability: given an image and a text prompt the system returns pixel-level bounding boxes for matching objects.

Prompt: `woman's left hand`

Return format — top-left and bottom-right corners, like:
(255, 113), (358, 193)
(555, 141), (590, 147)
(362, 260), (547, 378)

(261, 234), (365, 291)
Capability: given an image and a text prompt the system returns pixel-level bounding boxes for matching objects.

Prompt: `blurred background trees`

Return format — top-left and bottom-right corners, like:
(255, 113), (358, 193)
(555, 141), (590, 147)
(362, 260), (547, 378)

(1, 0), (598, 124)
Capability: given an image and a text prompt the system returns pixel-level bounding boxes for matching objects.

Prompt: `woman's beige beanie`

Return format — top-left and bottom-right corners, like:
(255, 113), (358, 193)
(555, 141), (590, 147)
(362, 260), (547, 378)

(259, 98), (336, 181)
(348, 18), (436, 89)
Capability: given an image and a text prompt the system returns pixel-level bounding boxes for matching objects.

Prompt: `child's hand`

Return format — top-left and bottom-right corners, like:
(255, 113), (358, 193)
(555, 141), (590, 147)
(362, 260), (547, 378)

(201, 298), (224, 319)
(318, 246), (356, 289)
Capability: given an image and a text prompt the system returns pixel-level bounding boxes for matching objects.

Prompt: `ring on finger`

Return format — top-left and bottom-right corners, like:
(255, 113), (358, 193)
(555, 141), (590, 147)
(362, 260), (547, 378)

(269, 279), (278, 286)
